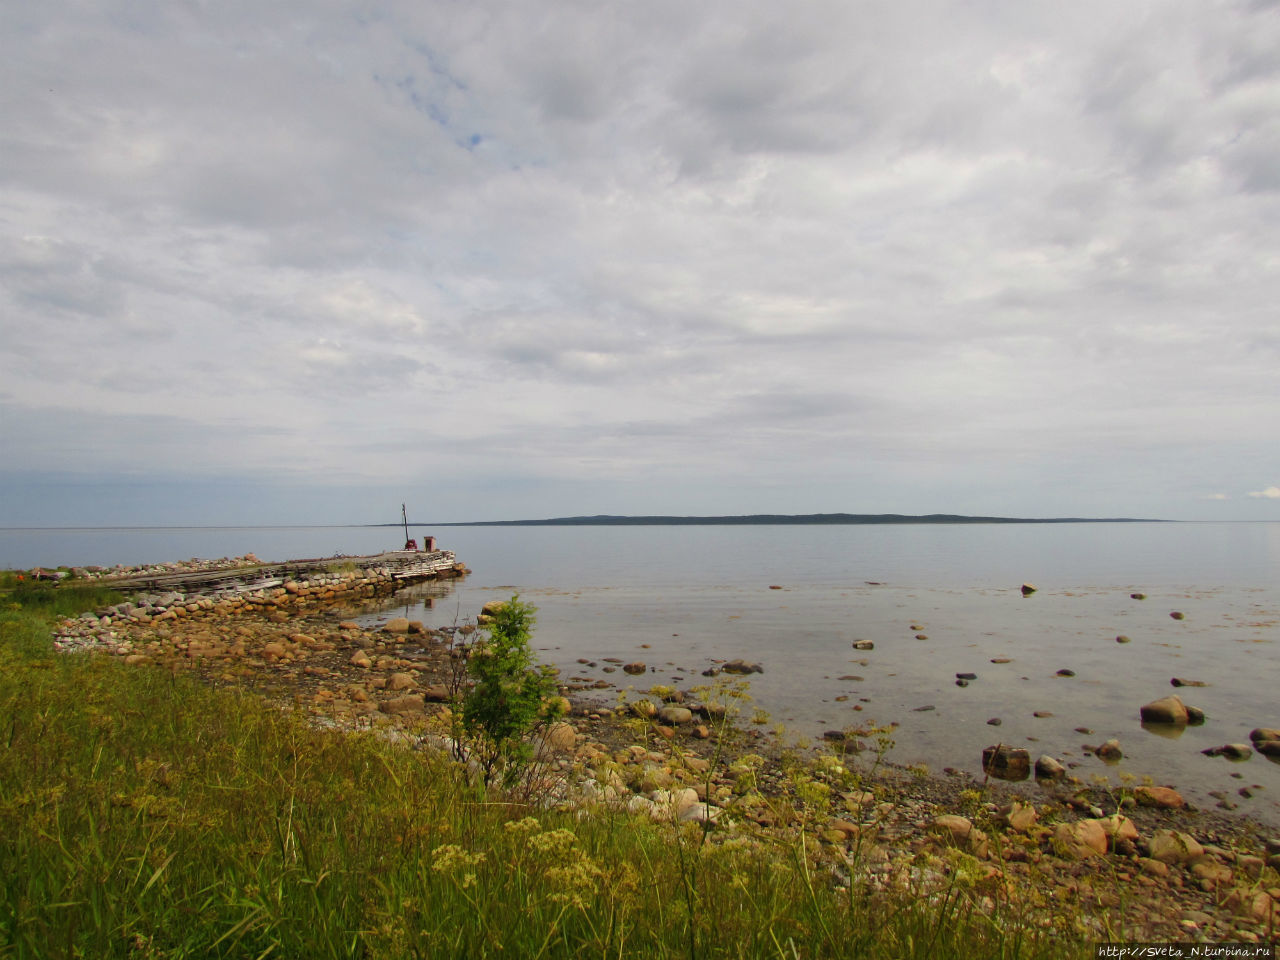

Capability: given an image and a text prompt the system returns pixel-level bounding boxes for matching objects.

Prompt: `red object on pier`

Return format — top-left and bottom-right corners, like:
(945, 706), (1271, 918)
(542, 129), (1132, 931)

(403, 538), (418, 551)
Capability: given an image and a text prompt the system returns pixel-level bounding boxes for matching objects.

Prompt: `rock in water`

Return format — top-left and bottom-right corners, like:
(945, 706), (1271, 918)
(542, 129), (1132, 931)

(1021, 583), (1037, 596)
(981, 744), (1031, 781)
(1203, 744), (1252, 761)
(1095, 739), (1123, 761)
(1140, 695), (1188, 725)
(1035, 755), (1066, 780)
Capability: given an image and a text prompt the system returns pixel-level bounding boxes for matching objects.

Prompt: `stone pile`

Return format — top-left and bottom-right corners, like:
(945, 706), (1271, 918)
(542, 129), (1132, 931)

(52, 561), (465, 654)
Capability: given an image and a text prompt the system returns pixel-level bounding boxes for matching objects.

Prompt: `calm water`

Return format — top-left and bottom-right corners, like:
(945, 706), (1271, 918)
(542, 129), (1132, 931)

(5, 522), (1280, 821)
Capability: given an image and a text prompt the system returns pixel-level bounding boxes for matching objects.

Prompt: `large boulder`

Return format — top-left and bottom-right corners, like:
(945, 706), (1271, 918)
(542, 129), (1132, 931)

(999, 801), (1038, 833)
(1147, 829), (1204, 864)
(1053, 820), (1108, 860)
(1134, 785), (1185, 809)
(1139, 695), (1188, 725)
(932, 815), (989, 858)
(1097, 814), (1139, 846)
(1034, 755), (1066, 780)
(386, 672), (417, 692)
(658, 706), (694, 725)
(542, 722), (577, 754)
(477, 600), (506, 625)
(380, 695), (426, 716)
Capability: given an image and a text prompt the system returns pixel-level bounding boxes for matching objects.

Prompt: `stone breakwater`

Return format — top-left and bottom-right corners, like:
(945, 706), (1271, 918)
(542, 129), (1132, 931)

(52, 551), (467, 654)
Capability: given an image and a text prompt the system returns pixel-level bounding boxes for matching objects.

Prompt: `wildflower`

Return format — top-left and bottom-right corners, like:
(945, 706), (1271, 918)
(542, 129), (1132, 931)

(430, 844), (486, 889)
(503, 816), (541, 837)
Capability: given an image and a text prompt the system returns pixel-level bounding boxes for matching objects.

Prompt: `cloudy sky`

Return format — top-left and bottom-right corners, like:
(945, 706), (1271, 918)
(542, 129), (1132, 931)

(2, 0), (1278, 526)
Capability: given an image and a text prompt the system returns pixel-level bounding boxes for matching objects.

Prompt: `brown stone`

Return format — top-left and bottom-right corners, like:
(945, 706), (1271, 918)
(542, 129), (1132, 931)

(999, 801), (1039, 833)
(982, 744), (1031, 781)
(383, 618), (411, 634)
(387, 672), (417, 692)
(543, 722), (577, 753)
(1097, 814), (1139, 846)
(1139, 696), (1188, 725)
(1053, 820), (1108, 860)
(1188, 856), (1232, 887)
(380, 695), (426, 716)
(932, 815), (989, 858)
(1134, 786), (1185, 809)
(1147, 829), (1203, 864)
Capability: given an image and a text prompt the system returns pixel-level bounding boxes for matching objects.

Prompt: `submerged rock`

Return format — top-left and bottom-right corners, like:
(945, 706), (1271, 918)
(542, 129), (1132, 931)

(1202, 744), (1252, 761)
(1095, 739), (1123, 762)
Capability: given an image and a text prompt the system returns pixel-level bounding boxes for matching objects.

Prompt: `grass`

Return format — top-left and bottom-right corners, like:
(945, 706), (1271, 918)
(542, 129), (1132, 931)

(0, 599), (1083, 959)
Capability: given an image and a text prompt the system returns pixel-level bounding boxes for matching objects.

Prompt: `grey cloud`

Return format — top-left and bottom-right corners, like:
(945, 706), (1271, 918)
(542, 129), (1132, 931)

(1, 0), (1277, 523)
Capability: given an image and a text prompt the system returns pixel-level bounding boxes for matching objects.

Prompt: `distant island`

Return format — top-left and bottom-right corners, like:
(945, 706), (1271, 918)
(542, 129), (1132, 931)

(395, 513), (1162, 527)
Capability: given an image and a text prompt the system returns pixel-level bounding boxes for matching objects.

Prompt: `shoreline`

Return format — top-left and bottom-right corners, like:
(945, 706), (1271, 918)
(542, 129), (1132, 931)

(44, 574), (1280, 943)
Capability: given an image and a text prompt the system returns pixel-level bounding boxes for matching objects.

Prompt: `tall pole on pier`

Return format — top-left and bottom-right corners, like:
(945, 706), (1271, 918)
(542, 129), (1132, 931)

(402, 503), (410, 545)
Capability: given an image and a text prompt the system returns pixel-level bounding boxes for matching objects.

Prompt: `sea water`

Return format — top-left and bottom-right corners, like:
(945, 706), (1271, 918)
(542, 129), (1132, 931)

(4, 521), (1279, 820)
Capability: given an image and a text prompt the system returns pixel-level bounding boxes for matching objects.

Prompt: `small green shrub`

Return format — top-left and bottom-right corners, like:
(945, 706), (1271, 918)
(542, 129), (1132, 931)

(460, 596), (562, 787)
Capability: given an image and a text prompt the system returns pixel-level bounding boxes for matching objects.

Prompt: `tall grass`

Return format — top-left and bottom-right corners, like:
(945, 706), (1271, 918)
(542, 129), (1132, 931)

(0, 606), (1077, 959)
(0, 571), (125, 620)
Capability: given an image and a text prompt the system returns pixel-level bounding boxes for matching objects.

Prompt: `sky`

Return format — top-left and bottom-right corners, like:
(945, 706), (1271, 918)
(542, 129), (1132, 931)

(2, 0), (1278, 526)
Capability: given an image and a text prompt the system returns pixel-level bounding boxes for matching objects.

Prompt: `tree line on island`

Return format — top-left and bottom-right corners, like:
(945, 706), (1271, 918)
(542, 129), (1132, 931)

(378, 512), (1161, 527)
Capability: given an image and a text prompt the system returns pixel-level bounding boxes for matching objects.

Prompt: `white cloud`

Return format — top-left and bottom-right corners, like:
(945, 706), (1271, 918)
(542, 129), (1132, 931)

(1, 0), (1278, 524)
(1248, 486), (1280, 499)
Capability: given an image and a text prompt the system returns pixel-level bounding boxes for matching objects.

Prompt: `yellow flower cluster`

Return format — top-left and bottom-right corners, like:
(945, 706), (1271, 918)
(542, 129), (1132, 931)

(430, 843), (487, 889)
